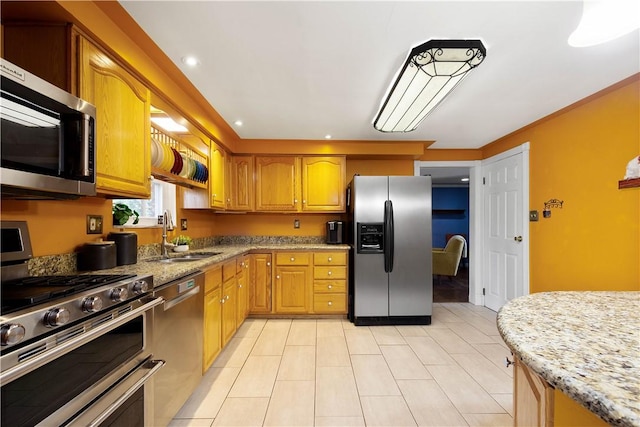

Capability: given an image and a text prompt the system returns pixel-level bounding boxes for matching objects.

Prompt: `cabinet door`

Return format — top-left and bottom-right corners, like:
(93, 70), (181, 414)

(203, 286), (222, 372)
(301, 156), (346, 211)
(210, 144), (226, 209)
(274, 266), (310, 313)
(230, 156), (255, 211)
(255, 157), (300, 211)
(221, 278), (237, 346)
(514, 358), (554, 427)
(78, 37), (151, 198)
(250, 253), (272, 314)
(236, 257), (249, 326)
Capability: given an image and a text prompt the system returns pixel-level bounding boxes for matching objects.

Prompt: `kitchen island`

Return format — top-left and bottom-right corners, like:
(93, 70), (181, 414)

(497, 291), (640, 427)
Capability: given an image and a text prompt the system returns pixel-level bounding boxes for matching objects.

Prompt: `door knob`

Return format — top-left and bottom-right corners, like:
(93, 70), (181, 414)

(514, 236), (523, 242)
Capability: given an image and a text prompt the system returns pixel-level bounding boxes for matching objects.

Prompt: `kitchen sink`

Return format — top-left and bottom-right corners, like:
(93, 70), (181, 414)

(149, 252), (223, 263)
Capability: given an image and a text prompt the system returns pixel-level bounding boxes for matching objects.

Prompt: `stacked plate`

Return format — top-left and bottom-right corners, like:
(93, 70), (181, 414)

(152, 138), (208, 183)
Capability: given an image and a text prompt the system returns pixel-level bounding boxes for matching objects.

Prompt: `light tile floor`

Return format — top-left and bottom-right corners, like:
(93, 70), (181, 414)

(170, 303), (514, 427)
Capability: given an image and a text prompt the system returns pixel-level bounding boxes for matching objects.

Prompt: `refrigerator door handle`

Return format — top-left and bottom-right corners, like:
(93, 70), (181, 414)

(384, 200), (394, 272)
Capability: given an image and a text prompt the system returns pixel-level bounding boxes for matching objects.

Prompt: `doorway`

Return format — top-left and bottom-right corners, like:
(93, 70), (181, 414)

(415, 160), (482, 305)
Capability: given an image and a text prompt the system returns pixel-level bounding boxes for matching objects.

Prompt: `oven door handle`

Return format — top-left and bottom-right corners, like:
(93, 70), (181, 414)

(63, 358), (165, 427)
(0, 296), (164, 385)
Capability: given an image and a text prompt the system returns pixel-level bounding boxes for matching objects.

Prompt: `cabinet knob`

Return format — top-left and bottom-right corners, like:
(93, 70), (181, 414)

(238, 284), (242, 288)
(327, 285), (333, 289)
(213, 194), (217, 197)
(303, 199), (306, 204)
(267, 262), (271, 266)
(328, 271), (332, 276)
(276, 275), (280, 279)
(327, 301), (333, 306)
(290, 257), (295, 262)
(220, 299), (225, 304)
(294, 199), (298, 203)
(328, 257), (332, 262)
(226, 295), (230, 300)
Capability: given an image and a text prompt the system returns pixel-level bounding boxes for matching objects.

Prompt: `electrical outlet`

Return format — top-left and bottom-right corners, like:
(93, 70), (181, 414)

(294, 219), (300, 229)
(529, 210), (539, 221)
(86, 215), (103, 234)
(181, 219), (188, 231)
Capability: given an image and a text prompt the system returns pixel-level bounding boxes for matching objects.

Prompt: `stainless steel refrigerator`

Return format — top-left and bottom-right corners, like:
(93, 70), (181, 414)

(347, 175), (432, 326)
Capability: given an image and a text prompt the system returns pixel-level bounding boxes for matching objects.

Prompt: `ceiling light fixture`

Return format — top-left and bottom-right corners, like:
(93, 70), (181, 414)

(234, 120), (243, 127)
(568, 1), (640, 47)
(324, 134), (332, 139)
(181, 56), (199, 67)
(373, 39), (486, 133)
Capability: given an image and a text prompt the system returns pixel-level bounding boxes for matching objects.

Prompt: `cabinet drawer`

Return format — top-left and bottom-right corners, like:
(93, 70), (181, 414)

(223, 260), (236, 281)
(314, 252), (346, 265)
(313, 293), (346, 313)
(205, 266), (222, 294)
(313, 266), (346, 280)
(313, 280), (346, 293)
(276, 252), (310, 266)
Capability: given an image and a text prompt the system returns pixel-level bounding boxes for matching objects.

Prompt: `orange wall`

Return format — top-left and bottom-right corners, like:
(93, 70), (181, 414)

(485, 76), (640, 292)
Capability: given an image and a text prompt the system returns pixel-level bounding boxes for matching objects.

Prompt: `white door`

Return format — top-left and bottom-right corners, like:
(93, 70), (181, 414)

(482, 148), (528, 311)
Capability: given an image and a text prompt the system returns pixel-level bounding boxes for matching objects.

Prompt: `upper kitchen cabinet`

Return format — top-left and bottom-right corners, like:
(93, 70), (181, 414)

(210, 142), (226, 209)
(255, 156), (300, 211)
(79, 37), (151, 198)
(255, 156), (346, 212)
(2, 23), (78, 94)
(228, 156), (255, 211)
(301, 156), (346, 211)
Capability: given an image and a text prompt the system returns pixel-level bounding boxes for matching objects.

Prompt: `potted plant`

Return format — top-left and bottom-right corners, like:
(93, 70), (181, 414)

(171, 235), (193, 252)
(112, 203), (140, 226)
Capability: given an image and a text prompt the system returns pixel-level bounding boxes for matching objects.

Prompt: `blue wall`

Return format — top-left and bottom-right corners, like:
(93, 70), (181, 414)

(432, 187), (469, 249)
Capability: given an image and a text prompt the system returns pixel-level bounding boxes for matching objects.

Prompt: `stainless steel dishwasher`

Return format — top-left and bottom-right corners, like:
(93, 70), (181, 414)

(152, 271), (204, 427)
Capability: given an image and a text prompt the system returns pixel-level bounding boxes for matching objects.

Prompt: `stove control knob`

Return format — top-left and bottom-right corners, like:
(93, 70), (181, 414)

(1, 324), (26, 346)
(44, 308), (70, 327)
(132, 280), (149, 295)
(110, 287), (128, 302)
(82, 296), (104, 313)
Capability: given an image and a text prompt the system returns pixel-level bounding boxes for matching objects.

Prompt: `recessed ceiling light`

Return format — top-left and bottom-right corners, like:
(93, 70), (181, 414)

(181, 56), (199, 67)
(234, 120), (243, 127)
(461, 178), (470, 182)
(325, 134), (332, 139)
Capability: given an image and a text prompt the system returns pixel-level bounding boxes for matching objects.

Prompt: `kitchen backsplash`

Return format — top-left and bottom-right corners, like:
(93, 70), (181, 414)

(27, 235), (326, 276)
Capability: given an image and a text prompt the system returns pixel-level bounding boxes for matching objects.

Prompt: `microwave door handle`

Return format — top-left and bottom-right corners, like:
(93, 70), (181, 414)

(80, 114), (92, 177)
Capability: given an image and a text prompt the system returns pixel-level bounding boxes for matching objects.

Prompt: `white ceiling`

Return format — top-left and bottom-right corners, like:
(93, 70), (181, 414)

(120, 1), (639, 149)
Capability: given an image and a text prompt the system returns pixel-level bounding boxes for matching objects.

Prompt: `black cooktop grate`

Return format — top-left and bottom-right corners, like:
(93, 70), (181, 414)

(1, 274), (136, 313)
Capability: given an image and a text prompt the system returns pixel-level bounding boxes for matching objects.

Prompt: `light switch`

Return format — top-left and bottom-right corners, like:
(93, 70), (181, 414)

(294, 219), (300, 229)
(529, 210), (539, 222)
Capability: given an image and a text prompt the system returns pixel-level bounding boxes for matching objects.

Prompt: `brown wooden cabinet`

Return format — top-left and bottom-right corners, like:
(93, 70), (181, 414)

(250, 253), (272, 314)
(301, 157), (346, 211)
(203, 266), (222, 373)
(274, 252), (311, 313)
(312, 251), (348, 313)
(254, 156), (345, 212)
(210, 143), (226, 209)
(221, 260), (237, 346)
(236, 255), (250, 325)
(255, 156), (300, 211)
(228, 156), (255, 211)
(79, 37), (151, 198)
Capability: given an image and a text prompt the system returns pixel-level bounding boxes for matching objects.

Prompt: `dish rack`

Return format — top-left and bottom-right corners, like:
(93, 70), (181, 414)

(151, 125), (209, 189)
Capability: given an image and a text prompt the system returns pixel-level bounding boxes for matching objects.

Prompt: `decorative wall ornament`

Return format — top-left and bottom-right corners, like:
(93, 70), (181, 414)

(543, 199), (563, 218)
(624, 155), (640, 180)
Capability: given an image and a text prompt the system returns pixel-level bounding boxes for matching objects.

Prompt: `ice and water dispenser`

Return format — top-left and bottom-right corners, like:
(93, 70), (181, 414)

(356, 223), (384, 253)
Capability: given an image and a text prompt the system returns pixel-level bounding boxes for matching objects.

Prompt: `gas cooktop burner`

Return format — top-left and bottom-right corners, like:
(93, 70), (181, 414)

(1, 274), (136, 314)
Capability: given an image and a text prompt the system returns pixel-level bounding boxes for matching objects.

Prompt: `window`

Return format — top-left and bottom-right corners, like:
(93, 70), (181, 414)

(113, 178), (176, 227)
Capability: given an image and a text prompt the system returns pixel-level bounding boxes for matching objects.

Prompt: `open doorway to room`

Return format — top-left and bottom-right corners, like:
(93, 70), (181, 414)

(421, 167), (470, 302)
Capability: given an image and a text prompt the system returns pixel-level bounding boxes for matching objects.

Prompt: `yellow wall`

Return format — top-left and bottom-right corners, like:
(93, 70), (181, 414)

(484, 76), (640, 292)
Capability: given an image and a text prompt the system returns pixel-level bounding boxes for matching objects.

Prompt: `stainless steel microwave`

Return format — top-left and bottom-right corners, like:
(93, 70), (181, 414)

(0, 59), (96, 199)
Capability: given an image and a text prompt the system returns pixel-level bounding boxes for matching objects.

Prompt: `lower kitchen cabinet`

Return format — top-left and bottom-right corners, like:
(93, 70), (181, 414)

(203, 266), (222, 373)
(250, 253), (272, 314)
(274, 252), (311, 314)
(313, 251), (348, 314)
(236, 255), (250, 325)
(221, 260), (237, 346)
(514, 357), (608, 427)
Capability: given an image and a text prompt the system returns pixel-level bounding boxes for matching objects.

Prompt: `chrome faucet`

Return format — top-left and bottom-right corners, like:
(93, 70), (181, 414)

(161, 210), (174, 258)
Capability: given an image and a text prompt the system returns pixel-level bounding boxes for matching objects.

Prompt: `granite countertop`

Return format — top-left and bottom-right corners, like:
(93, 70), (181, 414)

(497, 291), (640, 427)
(81, 243), (350, 287)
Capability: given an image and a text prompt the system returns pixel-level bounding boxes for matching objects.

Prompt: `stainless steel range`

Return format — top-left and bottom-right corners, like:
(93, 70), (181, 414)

(0, 221), (164, 426)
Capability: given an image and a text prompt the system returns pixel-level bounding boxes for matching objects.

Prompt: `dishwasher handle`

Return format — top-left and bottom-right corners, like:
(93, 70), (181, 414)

(163, 285), (200, 311)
